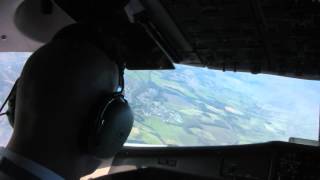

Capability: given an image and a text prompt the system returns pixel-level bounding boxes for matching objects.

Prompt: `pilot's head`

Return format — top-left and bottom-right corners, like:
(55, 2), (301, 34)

(7, 38), (119, 179)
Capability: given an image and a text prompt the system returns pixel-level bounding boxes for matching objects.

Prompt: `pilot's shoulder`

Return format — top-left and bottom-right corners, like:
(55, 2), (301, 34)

(0, 171), (14, 180)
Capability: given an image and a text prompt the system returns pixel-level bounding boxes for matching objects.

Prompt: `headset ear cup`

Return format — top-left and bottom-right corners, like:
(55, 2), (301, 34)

(90, 97), (134, 158)
(7, 91), (16, 128)
(7, 80), (19, 128)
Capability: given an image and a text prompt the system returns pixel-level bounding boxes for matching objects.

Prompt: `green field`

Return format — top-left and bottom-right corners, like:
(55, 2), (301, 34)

(125, 65), (320, 146)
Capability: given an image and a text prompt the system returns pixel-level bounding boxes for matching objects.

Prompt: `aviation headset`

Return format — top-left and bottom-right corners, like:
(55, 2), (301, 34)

(0, 25), (134, 159)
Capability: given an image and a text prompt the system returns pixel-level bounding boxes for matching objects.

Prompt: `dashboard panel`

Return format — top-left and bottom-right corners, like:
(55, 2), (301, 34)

(104, 142), (320, 180)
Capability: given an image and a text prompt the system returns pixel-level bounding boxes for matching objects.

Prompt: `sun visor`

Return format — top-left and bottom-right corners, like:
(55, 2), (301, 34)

(53, 0), (175, 70)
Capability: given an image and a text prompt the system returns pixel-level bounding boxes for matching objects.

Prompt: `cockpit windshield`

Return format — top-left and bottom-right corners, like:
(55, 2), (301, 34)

(1, 52), (320, 147)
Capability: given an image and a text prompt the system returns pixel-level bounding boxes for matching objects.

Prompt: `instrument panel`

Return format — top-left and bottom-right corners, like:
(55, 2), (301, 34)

(107, 142), (320, 180)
